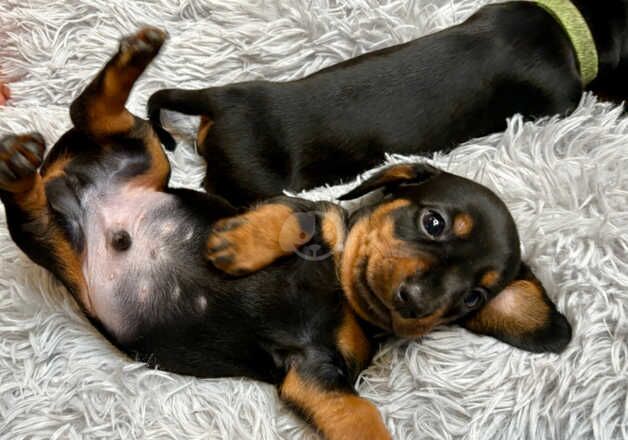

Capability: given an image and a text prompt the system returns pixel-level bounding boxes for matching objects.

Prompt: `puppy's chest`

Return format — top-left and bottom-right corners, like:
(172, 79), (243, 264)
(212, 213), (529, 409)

(80, 185), (198, 342)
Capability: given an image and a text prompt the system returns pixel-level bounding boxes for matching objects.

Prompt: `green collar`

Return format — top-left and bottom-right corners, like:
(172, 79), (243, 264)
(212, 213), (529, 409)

(532, 0), (599, 85)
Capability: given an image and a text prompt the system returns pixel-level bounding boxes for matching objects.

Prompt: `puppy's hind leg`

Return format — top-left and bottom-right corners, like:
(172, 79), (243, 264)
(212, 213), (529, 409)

(70, 27), (171, 190)
(70, 27), (167, 139)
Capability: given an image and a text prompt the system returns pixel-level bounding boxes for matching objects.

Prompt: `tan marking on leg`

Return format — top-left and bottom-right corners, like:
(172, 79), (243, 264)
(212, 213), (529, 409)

(87, 63), (138, 136)
(79, 27), (166, 138)
(41, 155), (72, 184)
(207, 204), (304, 275)
(13, 176), (91, 314)
(280, 368), (391, 440)
(196, 115), (213, 155)
(336, 306), (371, 369)
(50, 228), (92, 314)
(127, 131), (170, 190)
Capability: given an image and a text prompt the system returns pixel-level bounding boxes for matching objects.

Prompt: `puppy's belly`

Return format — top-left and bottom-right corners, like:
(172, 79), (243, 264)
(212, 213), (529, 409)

(81, 185), (194, 342)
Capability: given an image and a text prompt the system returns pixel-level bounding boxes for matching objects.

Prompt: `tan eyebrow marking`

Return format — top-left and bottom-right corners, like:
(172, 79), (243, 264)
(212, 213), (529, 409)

(481, 270), (500, 288)
(453, 212), (474, 237)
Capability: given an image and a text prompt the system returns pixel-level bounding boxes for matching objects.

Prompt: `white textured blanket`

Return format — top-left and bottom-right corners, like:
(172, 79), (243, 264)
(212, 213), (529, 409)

(1, 0), (626, 439)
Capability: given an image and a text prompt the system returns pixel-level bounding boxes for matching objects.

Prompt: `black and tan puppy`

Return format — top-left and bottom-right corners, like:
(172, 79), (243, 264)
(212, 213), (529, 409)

(0, 29), (570, 440)
(148, 0), (628, 207)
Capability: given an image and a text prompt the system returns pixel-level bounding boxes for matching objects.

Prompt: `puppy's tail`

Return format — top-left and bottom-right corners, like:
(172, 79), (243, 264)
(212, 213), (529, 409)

(147, 88), (212, 151)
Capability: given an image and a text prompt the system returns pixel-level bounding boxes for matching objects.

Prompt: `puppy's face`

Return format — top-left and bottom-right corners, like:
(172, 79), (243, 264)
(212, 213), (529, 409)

(340, 164), (571, 353)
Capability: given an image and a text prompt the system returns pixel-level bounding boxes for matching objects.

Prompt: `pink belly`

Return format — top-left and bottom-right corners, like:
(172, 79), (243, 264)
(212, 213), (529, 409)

(81, 185), (194, 342)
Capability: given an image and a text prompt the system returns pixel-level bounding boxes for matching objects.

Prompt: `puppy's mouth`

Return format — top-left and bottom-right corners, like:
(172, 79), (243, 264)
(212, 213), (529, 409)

(352, 257), (392, 330)
(348, 256), (446, 338)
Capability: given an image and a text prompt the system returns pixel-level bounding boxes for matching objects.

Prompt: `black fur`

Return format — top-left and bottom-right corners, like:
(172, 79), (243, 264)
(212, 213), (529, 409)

(148, 0), (628, 207)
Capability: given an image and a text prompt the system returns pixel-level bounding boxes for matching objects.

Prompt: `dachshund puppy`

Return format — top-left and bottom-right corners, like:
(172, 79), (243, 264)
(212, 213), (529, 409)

(148, 0), (628, 207)
(0, 29), (570, 440)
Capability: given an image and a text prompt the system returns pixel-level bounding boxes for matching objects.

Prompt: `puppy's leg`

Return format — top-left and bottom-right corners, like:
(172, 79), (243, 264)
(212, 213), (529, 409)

(69, 27), (170, 190)
(71, 27), (165, 138)
(0, 133), (91, 313)
(207, 197), (346, 275)
(279, 361), (390, 440)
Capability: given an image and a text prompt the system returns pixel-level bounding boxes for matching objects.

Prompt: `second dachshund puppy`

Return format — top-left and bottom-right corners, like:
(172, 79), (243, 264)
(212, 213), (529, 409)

(149, 0), (628, 206)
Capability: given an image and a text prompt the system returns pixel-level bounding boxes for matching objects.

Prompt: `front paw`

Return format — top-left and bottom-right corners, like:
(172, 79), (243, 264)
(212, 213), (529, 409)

(207, 217), (265, 276)
(0, 133), (45, 193)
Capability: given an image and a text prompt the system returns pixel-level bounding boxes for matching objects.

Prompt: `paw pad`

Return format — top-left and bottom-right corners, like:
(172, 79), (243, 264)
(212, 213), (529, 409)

(118, 26), (167, 65)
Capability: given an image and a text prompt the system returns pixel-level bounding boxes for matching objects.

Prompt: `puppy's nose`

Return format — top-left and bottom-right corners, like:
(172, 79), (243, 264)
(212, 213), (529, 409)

(394, 283), (431, 320)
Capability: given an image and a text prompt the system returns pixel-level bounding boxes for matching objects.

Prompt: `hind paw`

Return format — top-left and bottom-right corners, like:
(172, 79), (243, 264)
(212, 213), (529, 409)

(118, 26), (167, 67)
(0, 133), (45, 193)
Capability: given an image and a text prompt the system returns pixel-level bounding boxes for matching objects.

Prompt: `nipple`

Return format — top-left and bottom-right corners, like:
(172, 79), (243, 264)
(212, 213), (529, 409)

(110, 230), (132, 252)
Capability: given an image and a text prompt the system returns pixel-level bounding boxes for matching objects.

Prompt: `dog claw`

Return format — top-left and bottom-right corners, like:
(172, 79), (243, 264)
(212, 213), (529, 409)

(13, 150), (36, 171)
(207, 240), (229, 254)
(0, 138), (11, 155)
(143, 28), (166, 45)
(212, 219), (241, 233)
(0, 161), (17, 182)
(0, 133), (46, 192)
(22, 140), (43, 158)
(26, 132), (45, 146)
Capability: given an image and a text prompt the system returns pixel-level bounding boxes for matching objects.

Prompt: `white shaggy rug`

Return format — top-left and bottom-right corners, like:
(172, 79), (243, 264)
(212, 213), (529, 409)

(1, 0), (627, 439)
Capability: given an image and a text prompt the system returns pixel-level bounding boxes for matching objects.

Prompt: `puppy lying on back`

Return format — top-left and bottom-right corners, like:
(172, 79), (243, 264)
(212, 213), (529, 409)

(149, 0), (628, 207)
(0, 29), (570, 440)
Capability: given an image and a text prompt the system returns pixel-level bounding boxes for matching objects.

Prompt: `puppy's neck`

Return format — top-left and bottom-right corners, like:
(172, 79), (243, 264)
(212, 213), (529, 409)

(571, 0), (628, 75)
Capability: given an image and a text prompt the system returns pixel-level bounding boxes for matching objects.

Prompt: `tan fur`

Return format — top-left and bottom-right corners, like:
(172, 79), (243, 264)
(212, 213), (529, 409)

(481, 270), (500, 288)
(321, 206), (346, 266)
(340, 199), (442, 336)
(336, 306), (371, 369)
(453, 212), (474, 238)
(87, 66), (138, 137)
(41, 155), (72, 184)
(128, 130), (170, 190)
(85, 28), (165, 138)
(196, 115), (213, 154)
(280, 368), (391, 440)
(207, 204), (304, 275)
(465, 280), (550, 335)
(391, 305), (447, 338)
(50, 227), (91, 315)
(10, 174), (91, 314)
(383, 163), (415, 180)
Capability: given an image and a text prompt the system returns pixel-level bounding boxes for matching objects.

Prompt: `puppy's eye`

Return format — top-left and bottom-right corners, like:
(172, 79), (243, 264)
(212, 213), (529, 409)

(464, 288), (485, 308)
(421, 210), (446, 237)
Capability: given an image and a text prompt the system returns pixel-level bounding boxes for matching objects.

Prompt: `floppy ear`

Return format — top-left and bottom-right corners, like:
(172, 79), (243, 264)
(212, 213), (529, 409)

(338, 163), (441, 201)
(461, 263), (572, 353)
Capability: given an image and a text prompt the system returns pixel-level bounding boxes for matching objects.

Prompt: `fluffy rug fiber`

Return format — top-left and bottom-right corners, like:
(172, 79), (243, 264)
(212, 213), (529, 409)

(1, 0), (627, 438)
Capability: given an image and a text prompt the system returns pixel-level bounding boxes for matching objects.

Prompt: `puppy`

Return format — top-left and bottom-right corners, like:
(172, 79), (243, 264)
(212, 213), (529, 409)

(148, 0), (628, 207)
(0, 29), (570, 440)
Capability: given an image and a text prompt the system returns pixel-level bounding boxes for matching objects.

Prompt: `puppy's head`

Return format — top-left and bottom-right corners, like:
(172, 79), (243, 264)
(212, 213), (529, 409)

(339, 163), (571, 353)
